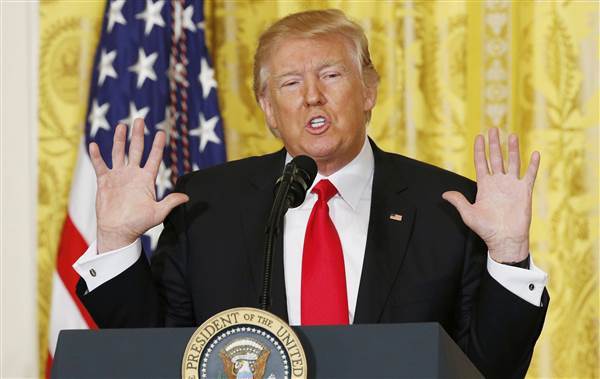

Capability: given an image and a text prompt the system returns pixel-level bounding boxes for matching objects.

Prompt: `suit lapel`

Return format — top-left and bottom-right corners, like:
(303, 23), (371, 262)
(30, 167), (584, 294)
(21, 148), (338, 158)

(354, 142), (415, 324)
(238, 143), (416, 324)
(239, 150), (289, 322)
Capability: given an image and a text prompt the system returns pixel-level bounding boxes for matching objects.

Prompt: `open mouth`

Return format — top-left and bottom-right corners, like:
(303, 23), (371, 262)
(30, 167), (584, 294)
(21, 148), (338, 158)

(305, 116), (329, 134)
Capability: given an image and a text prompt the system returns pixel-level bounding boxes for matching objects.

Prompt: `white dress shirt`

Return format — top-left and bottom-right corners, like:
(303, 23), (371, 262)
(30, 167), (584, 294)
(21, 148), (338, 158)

(283, 137), (374, 325)
(74, 137), (548, 324)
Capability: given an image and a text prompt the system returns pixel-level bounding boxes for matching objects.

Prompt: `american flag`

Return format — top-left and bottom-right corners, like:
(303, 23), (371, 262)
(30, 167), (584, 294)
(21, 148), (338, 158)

(46, 0), (225, 375)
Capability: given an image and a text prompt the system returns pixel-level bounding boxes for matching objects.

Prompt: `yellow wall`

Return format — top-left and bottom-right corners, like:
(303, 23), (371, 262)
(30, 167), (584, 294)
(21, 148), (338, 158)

(39, 1), (598, 377)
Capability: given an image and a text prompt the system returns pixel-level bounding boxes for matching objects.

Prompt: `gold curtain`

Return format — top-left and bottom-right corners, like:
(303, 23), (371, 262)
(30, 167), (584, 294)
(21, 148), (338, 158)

(38, 1), (598, 378)
(205, 2), (599, 376)
(37, 2), (103, 377)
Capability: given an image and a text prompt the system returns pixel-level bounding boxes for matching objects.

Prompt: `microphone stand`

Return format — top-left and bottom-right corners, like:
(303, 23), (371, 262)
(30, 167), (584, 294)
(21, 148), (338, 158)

(259, 164), (295, 311)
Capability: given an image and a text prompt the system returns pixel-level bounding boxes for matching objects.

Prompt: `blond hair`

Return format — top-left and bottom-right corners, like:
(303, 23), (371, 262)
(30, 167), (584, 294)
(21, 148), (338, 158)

(253, 9), (379, 102)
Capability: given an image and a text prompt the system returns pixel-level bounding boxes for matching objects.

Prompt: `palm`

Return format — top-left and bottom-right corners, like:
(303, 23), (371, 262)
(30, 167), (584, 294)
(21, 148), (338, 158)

(443, 129), (540, 263)
(96, 161), (158, 238)
(89, 119), (188, 253)
(468, 171), (532, 249)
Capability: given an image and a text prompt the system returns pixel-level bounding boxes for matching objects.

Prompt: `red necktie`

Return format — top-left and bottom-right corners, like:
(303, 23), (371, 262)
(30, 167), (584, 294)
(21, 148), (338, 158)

(301, 179), (349, 325)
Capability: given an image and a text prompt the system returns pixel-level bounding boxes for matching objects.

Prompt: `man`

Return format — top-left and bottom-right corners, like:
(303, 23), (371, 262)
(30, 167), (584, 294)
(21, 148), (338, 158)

(75, 9), (548, 378)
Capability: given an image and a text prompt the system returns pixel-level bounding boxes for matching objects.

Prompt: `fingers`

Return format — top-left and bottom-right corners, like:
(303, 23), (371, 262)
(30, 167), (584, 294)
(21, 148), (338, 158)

(128, 118), (146, 166)
(155, 193), (190, 222)
(442, 191), (474, 225)
(524, 151), (541, 187)
(145, 131), (166, 178)
(507, 134), (520, 177)
(488, 128), (505, 174)
(474, 134), (489, 180)
(89, 142), (109, 176)
(111, 123), (127, 169)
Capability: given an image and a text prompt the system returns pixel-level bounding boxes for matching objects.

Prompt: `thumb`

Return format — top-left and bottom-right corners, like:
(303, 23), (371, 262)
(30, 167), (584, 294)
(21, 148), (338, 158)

(442, 191), (473, 223)
(156, 192), (190, 221)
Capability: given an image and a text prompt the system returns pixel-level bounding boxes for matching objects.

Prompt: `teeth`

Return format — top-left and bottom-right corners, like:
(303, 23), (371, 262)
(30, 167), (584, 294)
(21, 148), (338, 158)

(309, 117), (326, 128)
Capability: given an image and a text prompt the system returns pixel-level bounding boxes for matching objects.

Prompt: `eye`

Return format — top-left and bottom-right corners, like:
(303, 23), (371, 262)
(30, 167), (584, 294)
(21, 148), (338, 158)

(282, 80), (299, 88)
(323, 72), (341, 79)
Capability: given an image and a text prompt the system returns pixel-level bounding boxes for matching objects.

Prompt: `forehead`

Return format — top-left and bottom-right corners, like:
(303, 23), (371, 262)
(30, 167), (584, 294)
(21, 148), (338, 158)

(265, 34), (356, 75)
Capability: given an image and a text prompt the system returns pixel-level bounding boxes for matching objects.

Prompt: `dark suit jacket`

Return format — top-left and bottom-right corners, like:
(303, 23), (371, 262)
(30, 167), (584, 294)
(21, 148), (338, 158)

(78, 141), (548, 378)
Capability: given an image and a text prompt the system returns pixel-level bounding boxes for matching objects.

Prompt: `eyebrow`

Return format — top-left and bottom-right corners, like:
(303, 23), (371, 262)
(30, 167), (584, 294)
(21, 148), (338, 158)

(273, 60), (347, 81)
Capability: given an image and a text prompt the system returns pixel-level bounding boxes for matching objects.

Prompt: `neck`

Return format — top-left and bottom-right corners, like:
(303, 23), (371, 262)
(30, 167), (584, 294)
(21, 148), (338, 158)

(314, 140), (367, 176)
(284, 138), (369, 177)
(315, 157), (352, 176)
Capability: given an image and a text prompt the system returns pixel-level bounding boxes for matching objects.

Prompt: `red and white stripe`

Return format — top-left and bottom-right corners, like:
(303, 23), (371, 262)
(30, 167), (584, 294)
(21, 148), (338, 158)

(46, 139), (98, 376)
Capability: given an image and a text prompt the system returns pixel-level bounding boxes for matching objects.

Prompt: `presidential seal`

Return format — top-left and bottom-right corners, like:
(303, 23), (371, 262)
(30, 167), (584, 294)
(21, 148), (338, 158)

(182, 308), (307, 379)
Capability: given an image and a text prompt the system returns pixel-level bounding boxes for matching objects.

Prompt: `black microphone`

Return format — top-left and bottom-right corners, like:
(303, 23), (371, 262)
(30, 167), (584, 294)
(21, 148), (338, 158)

(259, 155), (317, 311)
(275, 155), (318, 208)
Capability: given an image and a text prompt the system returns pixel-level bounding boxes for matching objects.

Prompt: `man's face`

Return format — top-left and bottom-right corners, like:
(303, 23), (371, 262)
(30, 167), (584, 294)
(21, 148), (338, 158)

(259, 34), (377, 175)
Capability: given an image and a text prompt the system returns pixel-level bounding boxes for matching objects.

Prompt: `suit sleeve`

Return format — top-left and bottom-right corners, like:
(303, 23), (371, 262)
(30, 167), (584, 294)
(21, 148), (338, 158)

(76, 177), (195, 328)
(453, 186), (549, 379)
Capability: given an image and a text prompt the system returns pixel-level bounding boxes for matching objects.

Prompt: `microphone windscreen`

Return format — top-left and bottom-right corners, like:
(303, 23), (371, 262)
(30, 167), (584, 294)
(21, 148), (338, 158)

(291, 155), (317, 187)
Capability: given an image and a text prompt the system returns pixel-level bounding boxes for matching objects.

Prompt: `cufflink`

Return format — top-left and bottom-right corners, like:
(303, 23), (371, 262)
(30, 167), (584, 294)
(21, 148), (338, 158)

(90, 268), (97, 277)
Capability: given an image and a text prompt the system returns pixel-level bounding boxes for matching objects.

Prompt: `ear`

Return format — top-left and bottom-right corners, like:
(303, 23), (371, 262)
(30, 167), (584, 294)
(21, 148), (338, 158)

(363, 81), (378, 112)
(258, 94), (278, 131)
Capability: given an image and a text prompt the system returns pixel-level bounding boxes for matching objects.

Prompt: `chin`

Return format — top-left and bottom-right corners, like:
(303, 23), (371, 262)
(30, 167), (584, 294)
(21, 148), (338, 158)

(302, 145), (337, 161)
(304, 135), (340, 155)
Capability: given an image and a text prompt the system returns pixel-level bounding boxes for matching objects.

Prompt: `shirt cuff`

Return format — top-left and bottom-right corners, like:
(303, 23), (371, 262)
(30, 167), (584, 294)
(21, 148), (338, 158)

(72, 239), (142, 292)
(487, 253), (548, 307)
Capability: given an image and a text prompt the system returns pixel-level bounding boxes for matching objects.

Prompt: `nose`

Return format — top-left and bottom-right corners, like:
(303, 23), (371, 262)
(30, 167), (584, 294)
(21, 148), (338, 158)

(303, 76), (326, 106)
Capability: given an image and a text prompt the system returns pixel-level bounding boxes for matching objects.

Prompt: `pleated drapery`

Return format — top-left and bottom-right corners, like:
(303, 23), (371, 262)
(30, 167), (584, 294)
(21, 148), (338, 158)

(38, 1), (598, 377)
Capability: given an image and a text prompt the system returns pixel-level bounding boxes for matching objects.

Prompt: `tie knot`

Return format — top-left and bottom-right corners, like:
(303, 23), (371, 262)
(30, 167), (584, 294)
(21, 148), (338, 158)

(312, 179), (338, 203)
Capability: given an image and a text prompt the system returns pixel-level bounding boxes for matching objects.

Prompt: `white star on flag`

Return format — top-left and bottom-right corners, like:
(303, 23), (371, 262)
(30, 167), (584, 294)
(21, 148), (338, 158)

(144, 223), (164, 251)
(174, 3), (196, 41)
(198, 58), (217, 98)
(129, 48), (158, 88)
(190, 112), (221, 152)
(107, 0), (126, 33)
(136, 0), (166, 36)
(155, 161), (173, 199)
(120, 102), (150, 137)
(98, 49), (117, 85)
(88, 100), (110, 137)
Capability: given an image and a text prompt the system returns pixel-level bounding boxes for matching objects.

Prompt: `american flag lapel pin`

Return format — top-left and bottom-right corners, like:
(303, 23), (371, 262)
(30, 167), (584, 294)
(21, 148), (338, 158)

(389, 213), (403, 222)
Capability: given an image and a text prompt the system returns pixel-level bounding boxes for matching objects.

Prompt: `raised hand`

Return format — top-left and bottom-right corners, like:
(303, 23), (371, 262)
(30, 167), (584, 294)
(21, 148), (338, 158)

(442, 128), (540, 263)
(89, 118), (189, 253)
